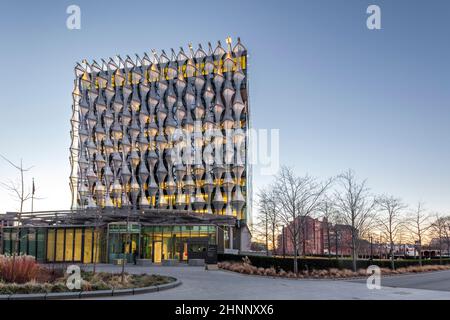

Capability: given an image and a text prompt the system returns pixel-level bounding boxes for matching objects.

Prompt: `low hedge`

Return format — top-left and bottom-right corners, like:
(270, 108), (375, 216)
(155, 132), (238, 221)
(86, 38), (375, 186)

(218, 254), (450, 272)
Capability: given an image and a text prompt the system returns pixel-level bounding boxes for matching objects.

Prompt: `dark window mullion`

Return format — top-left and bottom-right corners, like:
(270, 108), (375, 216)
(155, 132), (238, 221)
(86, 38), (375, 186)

(81, 228), (85, 263)
(35, 229), (38, 261)
(63, 228), (66, 261)
(53, 229), (57, 262)
(90, 229), (94, 263)
(72, 228), (76, 262)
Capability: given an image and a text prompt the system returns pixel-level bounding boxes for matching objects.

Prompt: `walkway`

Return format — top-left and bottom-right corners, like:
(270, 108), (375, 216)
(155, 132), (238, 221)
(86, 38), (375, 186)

(82, 264), (450, 300)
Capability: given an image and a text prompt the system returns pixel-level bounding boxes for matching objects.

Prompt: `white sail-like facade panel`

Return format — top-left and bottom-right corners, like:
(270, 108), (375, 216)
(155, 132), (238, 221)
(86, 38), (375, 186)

(70, 38), (250, 223)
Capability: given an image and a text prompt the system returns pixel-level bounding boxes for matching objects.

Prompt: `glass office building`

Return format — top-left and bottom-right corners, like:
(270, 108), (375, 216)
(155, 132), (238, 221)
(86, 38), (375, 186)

(0, 38), (252, 263)
(1, 223), (217, 263)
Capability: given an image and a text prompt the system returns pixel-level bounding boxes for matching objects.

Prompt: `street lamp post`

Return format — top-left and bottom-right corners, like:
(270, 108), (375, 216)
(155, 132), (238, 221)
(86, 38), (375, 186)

(335, 227), (339, 260)
(370, 235), (373, 262)
(265, 209), (269, 256)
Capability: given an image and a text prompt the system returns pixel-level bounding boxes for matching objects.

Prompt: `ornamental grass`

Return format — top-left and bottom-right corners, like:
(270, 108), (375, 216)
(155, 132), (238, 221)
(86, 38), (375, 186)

(218, 257), (450, 279)
(0, 255), (40, 284)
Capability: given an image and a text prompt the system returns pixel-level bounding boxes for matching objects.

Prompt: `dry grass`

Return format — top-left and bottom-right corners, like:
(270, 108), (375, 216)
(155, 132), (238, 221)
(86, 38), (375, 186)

(218, 258), (450, 279)
(0, 255), (174, 294)
(0, 255), (40, 284)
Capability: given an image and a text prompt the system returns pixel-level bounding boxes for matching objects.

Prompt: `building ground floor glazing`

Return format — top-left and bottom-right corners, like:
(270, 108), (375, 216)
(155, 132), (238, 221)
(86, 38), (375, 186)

(0, 223), (236, 263)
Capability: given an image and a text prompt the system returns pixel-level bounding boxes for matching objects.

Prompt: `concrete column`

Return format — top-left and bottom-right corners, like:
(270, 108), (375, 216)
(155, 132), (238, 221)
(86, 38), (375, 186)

(229, 226), (233, 249)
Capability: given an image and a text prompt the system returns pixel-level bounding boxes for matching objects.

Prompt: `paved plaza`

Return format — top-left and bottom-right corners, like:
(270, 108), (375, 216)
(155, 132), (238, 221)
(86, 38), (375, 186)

(81, 264), (450, 300)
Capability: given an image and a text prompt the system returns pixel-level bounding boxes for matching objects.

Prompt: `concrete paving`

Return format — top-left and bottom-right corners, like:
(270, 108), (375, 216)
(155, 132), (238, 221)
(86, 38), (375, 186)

(81, 264), (450, 300)
(350, 270), (450, 292)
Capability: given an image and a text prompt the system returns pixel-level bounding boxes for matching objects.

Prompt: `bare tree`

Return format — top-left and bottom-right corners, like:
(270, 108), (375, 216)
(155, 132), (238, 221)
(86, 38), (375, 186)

(0, 155), (35, 256)
(405, 202), (431, 266)
(256, 187), (280, 255)
(430, 213), (446, 264)
(272, 166), (332, 273)
(376, 195), (407, 269)
(0, 155), (34, 215)
(443, 217), (450, 258)
(334, 170), (376, 272)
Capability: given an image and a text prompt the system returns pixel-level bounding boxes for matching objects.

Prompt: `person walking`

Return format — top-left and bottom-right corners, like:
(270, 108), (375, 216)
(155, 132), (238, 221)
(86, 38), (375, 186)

(133, 249), (138, 265)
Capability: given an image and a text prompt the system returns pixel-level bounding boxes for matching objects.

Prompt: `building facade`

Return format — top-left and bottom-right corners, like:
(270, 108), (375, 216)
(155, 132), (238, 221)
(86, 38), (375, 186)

(1, 38), (252, 264)
(276, 217), (354, 257)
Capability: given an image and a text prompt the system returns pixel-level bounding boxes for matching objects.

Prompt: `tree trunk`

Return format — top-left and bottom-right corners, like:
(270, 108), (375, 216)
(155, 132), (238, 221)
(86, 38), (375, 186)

(293, 240), (298, 274)
(272, 225), (276, 256)
(335, 229), (339, 260)
(121, 232), (129, 283)
(351, 231), (357, 272)
(265, 213), (269, 256)
(418, 248), (422, 266)
(390, 244), (395, 270)
(0, 224), (3, 254)
(327, 224), (331, 259)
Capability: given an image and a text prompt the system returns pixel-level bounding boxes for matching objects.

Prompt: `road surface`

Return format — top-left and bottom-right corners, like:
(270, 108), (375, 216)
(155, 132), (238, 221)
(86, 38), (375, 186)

(81, 264), (450, 300)
(349, 269), (450, 292)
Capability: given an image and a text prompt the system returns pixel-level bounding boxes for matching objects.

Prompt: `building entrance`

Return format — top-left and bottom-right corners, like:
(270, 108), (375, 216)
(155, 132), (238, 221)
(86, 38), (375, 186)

(187, 238), (209, 260)
(107, 223), (140, 263)
(140, 225), (217, 263)
(153, 241), (162, 263)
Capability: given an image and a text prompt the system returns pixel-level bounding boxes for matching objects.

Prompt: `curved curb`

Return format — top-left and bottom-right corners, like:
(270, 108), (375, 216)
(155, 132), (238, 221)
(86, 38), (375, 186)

(218, 267), (450, 281)
(1, 279), (182, 300)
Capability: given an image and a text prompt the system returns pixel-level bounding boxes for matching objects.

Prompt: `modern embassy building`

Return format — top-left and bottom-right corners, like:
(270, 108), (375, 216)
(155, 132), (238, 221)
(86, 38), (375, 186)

(0, 37), (252, 264)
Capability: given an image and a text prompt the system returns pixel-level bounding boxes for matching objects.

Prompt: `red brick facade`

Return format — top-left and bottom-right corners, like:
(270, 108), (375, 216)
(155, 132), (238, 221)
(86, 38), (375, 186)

(276, 217), (354, 256)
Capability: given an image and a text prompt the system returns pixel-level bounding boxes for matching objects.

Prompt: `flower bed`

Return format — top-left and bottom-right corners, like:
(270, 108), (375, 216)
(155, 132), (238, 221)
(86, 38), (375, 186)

(218, 257), (450, 279)
(218, 253), (450, 272)
(0, 255), (174, 295)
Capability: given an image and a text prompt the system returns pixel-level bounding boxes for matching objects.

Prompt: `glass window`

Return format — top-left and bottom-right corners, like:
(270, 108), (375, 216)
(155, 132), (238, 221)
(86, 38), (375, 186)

(162, 236), (171, 260)
(65, 229), (74, 262)
(142, 234), (152, 259)
(28, 229), (36, 258)
(199, 226), (209, 239)
(74, 229), (82, 261)
(93, 229), (101, 263)
(209, 227), (216, 245)
(83, 229), (93, 263)
(55, 229), (65, 261)
(47, 229), (55, 262)
(19, 229), (28, 255)
(191, 226), (200, 238)
(3, 230), (11, 254)
(108, 232), (121, 261)
(36, 229), (45, 261)
(163, 226), (173, 235)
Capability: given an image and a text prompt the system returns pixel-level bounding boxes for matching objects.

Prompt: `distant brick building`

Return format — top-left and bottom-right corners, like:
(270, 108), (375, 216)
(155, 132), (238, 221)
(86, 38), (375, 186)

(429, 237), (450, 256)
(276, 216), (354, 256)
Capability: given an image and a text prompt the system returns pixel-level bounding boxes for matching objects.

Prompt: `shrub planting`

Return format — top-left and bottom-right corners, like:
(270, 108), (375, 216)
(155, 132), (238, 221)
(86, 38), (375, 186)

(218, 254), (450, 272)
(0, 255), (40, 284)
(218, 257), (450, 279)
(0, 255), (175, 294)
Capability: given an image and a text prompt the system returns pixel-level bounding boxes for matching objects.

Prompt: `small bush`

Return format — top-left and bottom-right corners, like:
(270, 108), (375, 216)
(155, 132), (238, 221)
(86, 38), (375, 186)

(218, 258), (450, 280)
(0, 255), (40, 284)
(218, 254), (450, 272)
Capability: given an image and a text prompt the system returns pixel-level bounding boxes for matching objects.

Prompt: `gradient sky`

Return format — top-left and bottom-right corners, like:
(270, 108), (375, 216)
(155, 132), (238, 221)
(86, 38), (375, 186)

(0, 0), (449, 215)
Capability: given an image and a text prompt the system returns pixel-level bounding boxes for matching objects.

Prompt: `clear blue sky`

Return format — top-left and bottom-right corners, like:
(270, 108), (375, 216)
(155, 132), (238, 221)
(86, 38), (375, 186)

(0, 0), (449, 214)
